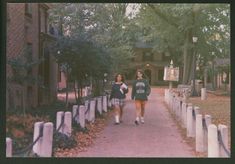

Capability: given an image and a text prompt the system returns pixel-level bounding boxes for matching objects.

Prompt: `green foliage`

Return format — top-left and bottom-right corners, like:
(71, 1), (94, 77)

(7, 47), (44, 86)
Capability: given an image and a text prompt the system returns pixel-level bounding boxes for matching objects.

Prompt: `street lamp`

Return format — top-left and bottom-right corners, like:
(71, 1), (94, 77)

(211, 51), (215, 90)
(191, 36), (198, 96)
(103, 73), (108, 95)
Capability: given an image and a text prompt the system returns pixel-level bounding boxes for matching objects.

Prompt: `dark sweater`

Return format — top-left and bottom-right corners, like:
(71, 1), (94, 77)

(110, 83), (128, 100)
(131, 79), (151, 100)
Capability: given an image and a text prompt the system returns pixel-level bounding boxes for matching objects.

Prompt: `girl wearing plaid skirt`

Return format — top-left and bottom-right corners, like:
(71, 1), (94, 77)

(110, 74), (128, 125)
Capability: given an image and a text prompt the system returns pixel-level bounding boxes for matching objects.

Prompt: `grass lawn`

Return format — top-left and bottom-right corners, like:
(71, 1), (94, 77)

(187, 92), (231, 151)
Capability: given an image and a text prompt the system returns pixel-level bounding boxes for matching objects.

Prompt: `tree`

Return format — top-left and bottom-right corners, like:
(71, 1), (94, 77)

(135, 3), (230, 84)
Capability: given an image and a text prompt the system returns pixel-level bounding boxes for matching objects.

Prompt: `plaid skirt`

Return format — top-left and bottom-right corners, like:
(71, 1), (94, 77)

(111, 98), (125, 107)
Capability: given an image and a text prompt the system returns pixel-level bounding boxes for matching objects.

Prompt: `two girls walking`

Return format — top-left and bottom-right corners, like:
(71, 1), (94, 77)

(110, 69), (151, 125)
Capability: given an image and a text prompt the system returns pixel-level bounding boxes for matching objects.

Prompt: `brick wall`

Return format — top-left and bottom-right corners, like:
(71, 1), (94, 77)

(6, 3), (56, 110)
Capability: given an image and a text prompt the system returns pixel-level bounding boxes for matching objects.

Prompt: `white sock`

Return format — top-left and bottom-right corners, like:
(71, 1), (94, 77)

(141, 117), (144, 122)
(136, 117), (140, 122)
(115, 115), (120, 123)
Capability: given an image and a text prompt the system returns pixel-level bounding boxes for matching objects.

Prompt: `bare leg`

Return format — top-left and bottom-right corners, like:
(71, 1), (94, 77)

(135, 100), (141, 124)
(140, 101), (146, 117)
(140, 101), (146, 123)
(120, 107), (123, 122)
(114, 105), (120, 123)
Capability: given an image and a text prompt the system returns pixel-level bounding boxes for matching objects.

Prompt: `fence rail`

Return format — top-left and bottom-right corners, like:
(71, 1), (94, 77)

(164, 88), (230, 158)
(6, 94), (111, 157)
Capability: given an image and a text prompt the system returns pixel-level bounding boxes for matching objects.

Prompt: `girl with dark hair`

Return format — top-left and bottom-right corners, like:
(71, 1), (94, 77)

(131, 69), (151, 125)
(110, 74), (129, 124)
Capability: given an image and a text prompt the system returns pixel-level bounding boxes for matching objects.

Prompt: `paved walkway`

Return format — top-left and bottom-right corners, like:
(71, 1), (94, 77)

(77, 88), (195, 157)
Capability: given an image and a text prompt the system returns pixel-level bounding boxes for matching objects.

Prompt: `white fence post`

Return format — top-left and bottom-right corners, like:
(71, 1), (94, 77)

(85, 100), (89, 121)
(201, 88), (207, 100)
(79, 105), (85, 128)
(56, 111), (64, 133)
(186, 106), (193, 137)
(208, 124), (219, 157)
(6, 137), (12, 157)
(218, 124), (229, 157)
(72, 105), (79, 124)
(192, 106), (200, 137)
(97, 97), (102, 115)
(32, 121), (44, 155)
(196, 114), (204, 152)
(181, 102), (187, 128)
(204, 115), (212, 152)
(40, 122), (53, 157)
(64, 112), (72, 137)
(89, 100), (96, 123)
(103, 95), (107, 112)
(107, 94), (112, 108)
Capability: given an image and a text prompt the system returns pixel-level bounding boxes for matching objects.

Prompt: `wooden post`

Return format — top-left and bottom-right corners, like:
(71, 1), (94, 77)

(41, 122), (53, 157)
(79, 105), (85, 128)
(201, 88), (207, 100)
(85, 100), (89, 120)
(196, 114), (204, 152)
(64, 112), (72, 136)
(89, 100), (96, 123)
(181, 102), (187, 128)
(97, 97), (102, 115)
(103, 95), (107, 112)
(192, 106), (200, 137)
(208, 124), (219, 157)
(72, 105), (79, 124)
(187, 106), (193, 137)
(6, 137), (12, 157)
(204, 68), (207, 89)
(218, 124), (229, 157)
(56, 111), (64, 133)
(203, 115), (212, 152)
(107, 94), (112, 108)
(32, 121), (44, 155)
(169, 81), (173, 89)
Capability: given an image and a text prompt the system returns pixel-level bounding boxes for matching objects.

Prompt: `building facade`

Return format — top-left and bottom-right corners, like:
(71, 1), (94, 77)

(126, 41), (170, 86)
(6, 3), (58, 110)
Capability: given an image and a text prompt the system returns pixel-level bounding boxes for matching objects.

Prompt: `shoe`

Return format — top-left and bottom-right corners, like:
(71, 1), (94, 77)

(114, 122), (120, 125)
(140, 117), (144, 124)
(134, 120), (139, 125)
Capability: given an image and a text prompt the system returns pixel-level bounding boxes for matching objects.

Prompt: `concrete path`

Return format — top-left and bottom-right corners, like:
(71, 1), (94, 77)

(77, 88), (195, 157)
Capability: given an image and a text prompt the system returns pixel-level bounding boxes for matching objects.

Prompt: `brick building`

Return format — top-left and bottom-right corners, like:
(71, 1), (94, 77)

(6, 3), (58, 110)
(126, 41), (170, 86)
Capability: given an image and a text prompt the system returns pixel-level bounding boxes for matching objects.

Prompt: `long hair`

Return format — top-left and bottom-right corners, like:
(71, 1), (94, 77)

(135, 69), (146, 79)
(115, 73), (125, 82)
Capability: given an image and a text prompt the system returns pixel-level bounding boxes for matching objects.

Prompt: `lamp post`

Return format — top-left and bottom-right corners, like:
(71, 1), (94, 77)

(191, 36), (198, 96)
(103, 73), (108, 95)
(211, 51), (215, 91)
(169, 60), (174, 89)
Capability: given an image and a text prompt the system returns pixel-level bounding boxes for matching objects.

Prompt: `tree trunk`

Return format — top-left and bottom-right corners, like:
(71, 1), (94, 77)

(65, 71), (69, 109)
(74, 80), (78, 103)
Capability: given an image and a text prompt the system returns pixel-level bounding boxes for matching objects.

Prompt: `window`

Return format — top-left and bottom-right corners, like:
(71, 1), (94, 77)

(142, 52), (153, 62)
(25, 3), (32, 16)
(26, 43), (33, 75)
(26, 43), (33, 62)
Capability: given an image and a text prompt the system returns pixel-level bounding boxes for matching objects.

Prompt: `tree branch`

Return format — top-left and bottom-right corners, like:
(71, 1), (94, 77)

(148, 4), (179, 29)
